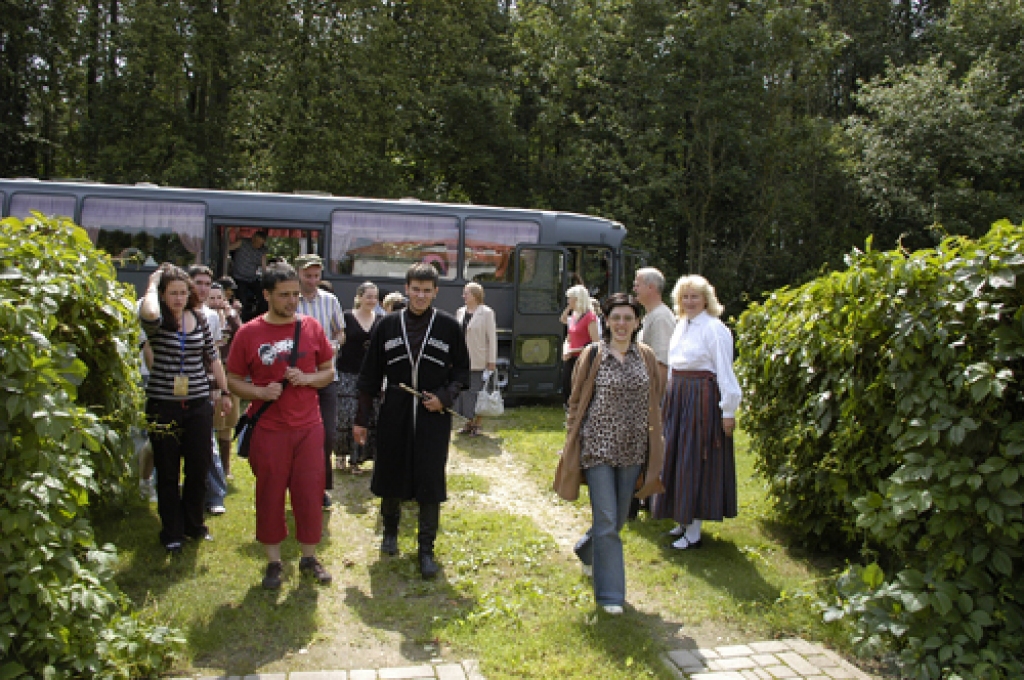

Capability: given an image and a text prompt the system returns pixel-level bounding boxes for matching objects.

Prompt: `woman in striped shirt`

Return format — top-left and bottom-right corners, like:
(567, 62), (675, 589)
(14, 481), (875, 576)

(140, 264), (233, 555)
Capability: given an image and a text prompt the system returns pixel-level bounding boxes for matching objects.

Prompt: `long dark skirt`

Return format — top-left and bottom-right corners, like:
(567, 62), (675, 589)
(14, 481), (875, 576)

(650, 371), (737, 525)
(336, 372), (378, 465)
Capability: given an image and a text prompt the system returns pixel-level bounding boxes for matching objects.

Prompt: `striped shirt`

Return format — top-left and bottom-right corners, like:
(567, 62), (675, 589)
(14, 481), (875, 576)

(141, 309), (219, 400)
(232, 240), (266, 281)
(298, 289), (345, 381)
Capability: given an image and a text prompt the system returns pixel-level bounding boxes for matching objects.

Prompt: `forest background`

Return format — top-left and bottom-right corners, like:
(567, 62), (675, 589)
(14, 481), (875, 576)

(1, 0), (1022, 312)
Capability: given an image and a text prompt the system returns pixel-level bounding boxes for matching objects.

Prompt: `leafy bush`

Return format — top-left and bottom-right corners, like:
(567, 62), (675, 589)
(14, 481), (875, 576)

(1, 214), (183, 678)
(736, 221), (1024, 678)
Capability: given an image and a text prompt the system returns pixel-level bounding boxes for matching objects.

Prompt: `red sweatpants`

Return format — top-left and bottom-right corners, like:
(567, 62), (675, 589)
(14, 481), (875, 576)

(248, 423), (325, 545)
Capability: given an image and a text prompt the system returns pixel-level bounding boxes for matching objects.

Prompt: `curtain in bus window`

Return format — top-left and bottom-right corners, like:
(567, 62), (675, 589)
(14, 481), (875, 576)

(81, 198), (206, 268)
(330, 211), (459, 280)
(9, 193), (76, 220)
(464, 218), (540, 283)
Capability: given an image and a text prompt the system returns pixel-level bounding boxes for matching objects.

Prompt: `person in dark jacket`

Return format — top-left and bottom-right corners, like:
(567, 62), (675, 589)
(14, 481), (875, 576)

(353, 263), (470, 579)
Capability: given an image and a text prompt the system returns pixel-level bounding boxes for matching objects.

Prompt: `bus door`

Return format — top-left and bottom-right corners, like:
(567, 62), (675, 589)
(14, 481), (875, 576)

(509, 244), (568, 399)
(620, 247), (648, 293)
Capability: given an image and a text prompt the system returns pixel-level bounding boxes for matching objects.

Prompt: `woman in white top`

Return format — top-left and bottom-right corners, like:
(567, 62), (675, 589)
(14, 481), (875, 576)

(455, 282), (498, 436)
(650, 275), (742, 550)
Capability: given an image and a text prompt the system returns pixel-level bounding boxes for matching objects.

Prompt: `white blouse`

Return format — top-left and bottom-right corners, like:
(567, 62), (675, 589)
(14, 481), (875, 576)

(667, 310), (742, 418)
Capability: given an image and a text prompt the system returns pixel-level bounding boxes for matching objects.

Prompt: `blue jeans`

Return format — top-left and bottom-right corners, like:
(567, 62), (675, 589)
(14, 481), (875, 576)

(206, 429), (227, 508)
(576, 464), (642, 607)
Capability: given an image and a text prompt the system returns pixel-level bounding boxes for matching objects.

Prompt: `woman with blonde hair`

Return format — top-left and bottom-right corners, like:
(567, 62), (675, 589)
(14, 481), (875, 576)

(650, 275), (741, 550)
(335, 281), (382, 473)
(454, 282), (498, 436)
(560, 284), (600, 406)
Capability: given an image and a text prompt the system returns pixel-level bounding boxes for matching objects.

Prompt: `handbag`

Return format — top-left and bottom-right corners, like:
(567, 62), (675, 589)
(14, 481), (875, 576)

(474, 372), (504, 418)
(234, 320), (302, 458)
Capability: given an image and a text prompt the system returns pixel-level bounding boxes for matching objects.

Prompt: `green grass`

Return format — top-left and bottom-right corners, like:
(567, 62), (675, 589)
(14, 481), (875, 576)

(94, 406), (859, 679)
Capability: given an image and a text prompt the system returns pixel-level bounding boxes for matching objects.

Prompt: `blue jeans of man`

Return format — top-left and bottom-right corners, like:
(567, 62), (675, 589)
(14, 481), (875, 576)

(576, 463), (642, 607)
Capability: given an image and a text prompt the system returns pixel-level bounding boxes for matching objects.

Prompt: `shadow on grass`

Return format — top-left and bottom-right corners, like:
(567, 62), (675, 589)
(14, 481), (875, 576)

(93, 499), (210, 603)
(188, 579), (321, 673)
(630, 517), (782, 606)
(576, 603), (699, 673)
(333, 465), (378, 516)
(455, 430), (504, 459)
(344, 555), (476, 663)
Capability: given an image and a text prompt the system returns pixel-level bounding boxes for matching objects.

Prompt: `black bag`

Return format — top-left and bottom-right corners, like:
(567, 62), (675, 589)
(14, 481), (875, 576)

(234, 320), (302, 458)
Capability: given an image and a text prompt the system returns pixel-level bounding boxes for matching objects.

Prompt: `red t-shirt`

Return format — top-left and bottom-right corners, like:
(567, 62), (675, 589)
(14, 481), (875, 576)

(227, 315), (333, 431)
(567, 310), (597, 351)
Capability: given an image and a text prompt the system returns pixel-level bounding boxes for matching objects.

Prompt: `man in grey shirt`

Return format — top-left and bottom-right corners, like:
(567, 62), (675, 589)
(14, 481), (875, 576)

(634, 267), (676, 383)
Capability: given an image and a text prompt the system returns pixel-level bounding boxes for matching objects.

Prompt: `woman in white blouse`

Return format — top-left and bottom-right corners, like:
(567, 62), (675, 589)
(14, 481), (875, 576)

(650, 275), (742, 550)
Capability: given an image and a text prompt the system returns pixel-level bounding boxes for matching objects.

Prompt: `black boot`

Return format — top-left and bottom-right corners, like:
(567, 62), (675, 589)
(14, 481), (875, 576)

(381, 497), (400, 555)
(418, 502), (441, 579)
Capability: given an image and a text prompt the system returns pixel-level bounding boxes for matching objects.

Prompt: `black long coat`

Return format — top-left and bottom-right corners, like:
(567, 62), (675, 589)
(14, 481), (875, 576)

(357, 308), (470, 503)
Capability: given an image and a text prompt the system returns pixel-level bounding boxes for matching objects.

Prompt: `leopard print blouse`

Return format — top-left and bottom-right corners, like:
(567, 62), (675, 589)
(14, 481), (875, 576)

(580, 342), (650, 469)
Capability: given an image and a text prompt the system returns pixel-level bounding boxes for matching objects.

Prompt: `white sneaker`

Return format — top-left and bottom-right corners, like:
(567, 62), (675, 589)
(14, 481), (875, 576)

(207, 505), (226, 516)
(601, 605), (624, 615)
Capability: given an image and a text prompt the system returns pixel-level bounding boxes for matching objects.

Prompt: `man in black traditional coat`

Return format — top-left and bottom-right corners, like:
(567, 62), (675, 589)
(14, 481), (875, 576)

(353, 262), (471, 579)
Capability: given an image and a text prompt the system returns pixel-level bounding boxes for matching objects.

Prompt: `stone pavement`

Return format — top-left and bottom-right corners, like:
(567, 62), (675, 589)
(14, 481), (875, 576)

(662, 639), (876, 679)
(178, 661), (485, 680)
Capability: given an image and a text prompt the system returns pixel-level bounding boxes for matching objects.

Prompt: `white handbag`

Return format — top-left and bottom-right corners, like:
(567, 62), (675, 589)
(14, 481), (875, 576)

(475, 372), (504, 418)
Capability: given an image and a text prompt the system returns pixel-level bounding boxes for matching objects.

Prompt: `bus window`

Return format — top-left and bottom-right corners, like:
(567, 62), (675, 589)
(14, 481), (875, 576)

(80, 198), (206, 268)
(219, 226), (320, 278)
(331, 211), (459, 280)
(517, 248), (563, 314)
(464, 218), (539, 283)
(567, 246), (613, 301)
(9, 193), (76, 220)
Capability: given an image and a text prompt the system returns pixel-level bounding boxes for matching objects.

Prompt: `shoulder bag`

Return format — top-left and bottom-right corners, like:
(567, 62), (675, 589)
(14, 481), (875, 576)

(474, 371), (504, 418)
(234, 320), (302, 458)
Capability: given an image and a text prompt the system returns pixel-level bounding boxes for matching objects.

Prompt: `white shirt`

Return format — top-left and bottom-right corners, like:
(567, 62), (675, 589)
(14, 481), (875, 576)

(667, 310), (742, 418)
(201, 304), (222, 343)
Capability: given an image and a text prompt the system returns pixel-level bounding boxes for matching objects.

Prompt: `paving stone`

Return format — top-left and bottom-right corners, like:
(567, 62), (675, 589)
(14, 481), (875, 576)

(290, 673), (348, 680)
(749, 642), (792, 654)
(742, 672), (762, 680)
(697, 648), (722, 660)
(717, 657), (760, 671)
(683, 668), (709, 675)
(691, 673), (748, 680)
(435, 664), (467, 680)
(658, 654), (687, 680)
(378, 667), (435, 679)
(777, 652), (822, 676)
(462, 660), (486, 680)
(783, 639), (823, 655)
(823, 668), (858, 679)
(717, 645), (757, 658)
(752, 670), (773, 680)
(763, 666), (800, 679)
(805, 655), (838, 668)
(751, 654), (781, 666)
(349, 671), (377, 680)
(668, 649), (705, 669)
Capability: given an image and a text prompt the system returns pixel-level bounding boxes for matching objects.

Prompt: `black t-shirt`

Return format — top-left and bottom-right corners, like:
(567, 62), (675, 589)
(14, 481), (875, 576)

(336, 310), (380, 374)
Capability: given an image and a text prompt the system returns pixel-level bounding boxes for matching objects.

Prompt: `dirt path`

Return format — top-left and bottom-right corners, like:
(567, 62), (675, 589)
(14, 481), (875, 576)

(446, 438), (590, 552)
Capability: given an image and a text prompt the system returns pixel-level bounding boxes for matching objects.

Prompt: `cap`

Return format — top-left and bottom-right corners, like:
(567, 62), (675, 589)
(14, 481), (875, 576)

(294, 254), (324, 270)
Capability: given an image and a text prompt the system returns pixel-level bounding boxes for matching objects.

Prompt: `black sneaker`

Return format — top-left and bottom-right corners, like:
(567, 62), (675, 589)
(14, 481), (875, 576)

(322, 492), (332, 510)
(165, 541), (183, 556)
(381, 534), (399, 556)
(299, 556), (332, 585)
(262, 561), (284, 590)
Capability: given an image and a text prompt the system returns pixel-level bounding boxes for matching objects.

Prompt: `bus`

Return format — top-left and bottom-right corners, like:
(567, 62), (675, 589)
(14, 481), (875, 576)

(0, 178), (645, 400)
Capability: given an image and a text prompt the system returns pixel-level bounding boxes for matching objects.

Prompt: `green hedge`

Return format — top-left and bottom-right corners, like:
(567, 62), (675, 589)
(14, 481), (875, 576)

(736, 221), (1024, 678)
(1, 215), (183, 678)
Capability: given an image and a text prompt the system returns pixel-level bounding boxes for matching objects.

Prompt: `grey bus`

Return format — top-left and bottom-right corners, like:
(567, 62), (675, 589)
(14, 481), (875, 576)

(0, 178), (645, 400)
